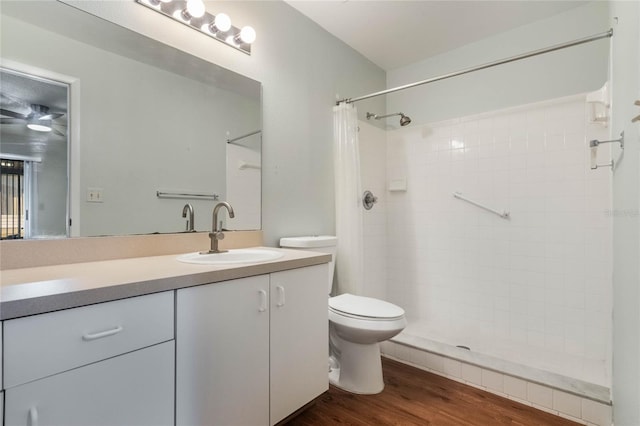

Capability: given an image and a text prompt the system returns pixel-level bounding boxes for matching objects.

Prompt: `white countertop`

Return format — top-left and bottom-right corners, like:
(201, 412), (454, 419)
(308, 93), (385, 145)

(0, 247), (330, 320)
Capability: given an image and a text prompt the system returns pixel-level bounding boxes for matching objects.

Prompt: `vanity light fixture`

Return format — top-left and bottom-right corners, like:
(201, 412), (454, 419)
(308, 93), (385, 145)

(136, 0), (256, 55)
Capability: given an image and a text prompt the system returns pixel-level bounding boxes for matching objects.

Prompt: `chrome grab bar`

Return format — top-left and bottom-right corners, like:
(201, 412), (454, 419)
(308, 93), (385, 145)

(453, 192), (510, 220)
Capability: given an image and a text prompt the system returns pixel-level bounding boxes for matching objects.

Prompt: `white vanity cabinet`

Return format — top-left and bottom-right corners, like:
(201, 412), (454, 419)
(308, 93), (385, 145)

(4, 342), (174, 426)
(270, 265), (328, 425)
(2, 291), (175, 426)
(176, 274), (270, 426)
(176, 264), (328, 426)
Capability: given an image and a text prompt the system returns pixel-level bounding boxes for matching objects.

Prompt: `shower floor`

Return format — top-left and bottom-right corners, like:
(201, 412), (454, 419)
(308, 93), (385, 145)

(393, 321), (610, 402)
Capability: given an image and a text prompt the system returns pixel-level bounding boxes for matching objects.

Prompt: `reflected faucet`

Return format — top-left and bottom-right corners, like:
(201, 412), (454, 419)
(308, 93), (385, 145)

(182, 203), (195, 232)
(202, 201), (235, 254)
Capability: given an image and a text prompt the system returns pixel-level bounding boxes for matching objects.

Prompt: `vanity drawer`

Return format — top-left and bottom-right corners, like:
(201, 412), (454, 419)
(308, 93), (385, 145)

(4, 291), (174, 388)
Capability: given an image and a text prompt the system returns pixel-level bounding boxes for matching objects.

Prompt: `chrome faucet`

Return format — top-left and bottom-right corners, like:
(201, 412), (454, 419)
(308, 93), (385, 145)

(182, 203), (195, 232)
(202, 201), (235, 254)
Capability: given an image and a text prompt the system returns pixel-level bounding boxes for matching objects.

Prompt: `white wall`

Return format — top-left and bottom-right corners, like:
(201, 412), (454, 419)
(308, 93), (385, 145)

(63, 0), (386, 245)
(386, 1), (609, 126)
(609, 1), (640, 424)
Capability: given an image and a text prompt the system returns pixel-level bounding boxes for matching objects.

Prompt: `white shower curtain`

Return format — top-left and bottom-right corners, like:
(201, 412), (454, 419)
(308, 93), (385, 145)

(332, 102), (364, 296)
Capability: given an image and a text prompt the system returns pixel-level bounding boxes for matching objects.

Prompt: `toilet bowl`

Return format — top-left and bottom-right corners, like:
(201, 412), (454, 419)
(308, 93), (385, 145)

(280, 236), (406, 394)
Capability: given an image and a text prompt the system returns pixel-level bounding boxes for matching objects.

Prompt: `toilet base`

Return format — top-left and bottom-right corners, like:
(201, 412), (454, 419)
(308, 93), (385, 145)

(328, 339), (384, 394)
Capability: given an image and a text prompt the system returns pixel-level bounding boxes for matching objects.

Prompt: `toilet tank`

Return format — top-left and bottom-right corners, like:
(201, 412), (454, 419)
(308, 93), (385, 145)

(279, 236), (337, 294)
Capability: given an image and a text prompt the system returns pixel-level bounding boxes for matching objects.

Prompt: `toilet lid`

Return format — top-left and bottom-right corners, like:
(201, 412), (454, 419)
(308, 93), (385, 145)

(329, 294), (405, 319)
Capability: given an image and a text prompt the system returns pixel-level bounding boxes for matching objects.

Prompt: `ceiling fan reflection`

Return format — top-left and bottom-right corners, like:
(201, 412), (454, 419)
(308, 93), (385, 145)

(0, 103), (66, 136)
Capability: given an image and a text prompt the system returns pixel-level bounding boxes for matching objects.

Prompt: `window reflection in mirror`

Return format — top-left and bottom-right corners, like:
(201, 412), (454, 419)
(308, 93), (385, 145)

(0, 69), (69, 240)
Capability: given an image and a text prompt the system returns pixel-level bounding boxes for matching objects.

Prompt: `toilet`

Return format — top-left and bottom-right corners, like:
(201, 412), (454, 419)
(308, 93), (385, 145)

(279, 235), (406, 394)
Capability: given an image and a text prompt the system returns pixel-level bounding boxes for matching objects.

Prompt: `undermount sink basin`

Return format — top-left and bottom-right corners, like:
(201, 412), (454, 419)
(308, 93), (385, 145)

(177, 248), (284, 265)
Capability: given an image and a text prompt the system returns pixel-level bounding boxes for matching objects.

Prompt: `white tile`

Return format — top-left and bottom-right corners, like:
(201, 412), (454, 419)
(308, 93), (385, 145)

(383, 96), (611, 390)
(531, 403), (559, 416)
(558, 412), (587, 425)
(503, 375), (527, 400)
(552, 390), (582, 418)
(527, 382), (553, 409)
(508, 395), (533, 407)
(581, 399), (612, 426)
(393, 344), (413, 362)
(461, 363), (482, 386)
(418, 351), (445, 373)
(443, 358), (461, 379)
(481, 369), (504, 393)
(380, 341), (395, 357)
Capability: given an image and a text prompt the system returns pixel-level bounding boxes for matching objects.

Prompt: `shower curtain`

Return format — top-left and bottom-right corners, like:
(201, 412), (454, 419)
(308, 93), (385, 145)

(332, 102), (364, 296)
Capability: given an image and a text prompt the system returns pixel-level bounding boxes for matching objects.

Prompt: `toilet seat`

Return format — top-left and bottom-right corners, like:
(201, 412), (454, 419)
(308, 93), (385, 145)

(329, 294), (405, 320)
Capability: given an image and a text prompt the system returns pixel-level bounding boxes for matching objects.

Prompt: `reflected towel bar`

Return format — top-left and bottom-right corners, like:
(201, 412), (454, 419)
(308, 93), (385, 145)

(238, 161), (261, 170)
(453, 192), (510, 219)
(156, 191), (219, 201)
(227, 130), (261, 144)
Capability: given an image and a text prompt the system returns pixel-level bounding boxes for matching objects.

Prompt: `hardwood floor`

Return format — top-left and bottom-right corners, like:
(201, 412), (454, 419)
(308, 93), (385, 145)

(287, 358), (580, 426)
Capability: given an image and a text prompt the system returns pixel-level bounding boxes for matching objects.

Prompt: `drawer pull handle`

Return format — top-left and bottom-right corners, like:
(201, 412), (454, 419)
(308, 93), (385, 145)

(258, 289), (267, 312)
(28, 407), (39, 426)
(276, 285), (286, 307)
(82, 326), (124, 341)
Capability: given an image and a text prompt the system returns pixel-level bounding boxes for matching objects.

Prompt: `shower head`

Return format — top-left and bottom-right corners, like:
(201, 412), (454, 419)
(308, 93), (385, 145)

(399, 113), (411, 126)
(366, 111), (412, 127)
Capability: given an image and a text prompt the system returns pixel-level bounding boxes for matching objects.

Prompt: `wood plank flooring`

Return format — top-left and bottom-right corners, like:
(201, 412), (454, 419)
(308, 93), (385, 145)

(287, 358), (580, 426)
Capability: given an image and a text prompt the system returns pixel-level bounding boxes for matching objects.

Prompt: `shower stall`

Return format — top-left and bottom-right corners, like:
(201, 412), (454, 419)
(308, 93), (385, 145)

(358, 91), (613, 422)
(336, 21), (617, 425)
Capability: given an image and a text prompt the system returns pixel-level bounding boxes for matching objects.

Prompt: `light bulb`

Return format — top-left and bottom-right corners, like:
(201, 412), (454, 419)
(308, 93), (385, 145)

(214, 13), (231, 32)
(239, 26), (256, 44)
(186, 0), (205, 18)
(27, 123), (52, 132)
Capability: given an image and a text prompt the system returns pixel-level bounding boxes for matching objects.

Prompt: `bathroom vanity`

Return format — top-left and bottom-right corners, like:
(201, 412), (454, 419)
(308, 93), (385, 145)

(0, 248), (330, 426)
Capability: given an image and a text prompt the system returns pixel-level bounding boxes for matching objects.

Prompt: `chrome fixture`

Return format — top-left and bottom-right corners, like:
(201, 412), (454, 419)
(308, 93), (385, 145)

(453, 192), (510, 220)
(589, 132), (624, 170)
(202, 201), (235, 254)
(366, 112), (412, 127)
(362, 190), (378, 210)
(182, 203), (195, 232)
(338, 29), (613, 105)
(227, 130), (262, 145)
(156, 190), (219, 201)
(136, 0), (256, 55)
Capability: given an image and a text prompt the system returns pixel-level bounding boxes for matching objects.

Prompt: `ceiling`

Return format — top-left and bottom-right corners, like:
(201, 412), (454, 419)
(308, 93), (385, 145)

(285, 1), (588, 71)
(0, 70), (68, 156)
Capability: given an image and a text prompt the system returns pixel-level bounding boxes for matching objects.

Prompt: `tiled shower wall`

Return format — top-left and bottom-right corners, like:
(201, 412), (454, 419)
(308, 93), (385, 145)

(382, 94), (612, 374)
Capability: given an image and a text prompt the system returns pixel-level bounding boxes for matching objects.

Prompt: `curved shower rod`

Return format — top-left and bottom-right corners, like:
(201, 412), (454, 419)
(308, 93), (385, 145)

(336, 29), (613, 105)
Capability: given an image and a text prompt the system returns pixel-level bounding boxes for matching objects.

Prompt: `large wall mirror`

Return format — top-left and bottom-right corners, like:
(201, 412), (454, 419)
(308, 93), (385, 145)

(0, 1), (261, 239)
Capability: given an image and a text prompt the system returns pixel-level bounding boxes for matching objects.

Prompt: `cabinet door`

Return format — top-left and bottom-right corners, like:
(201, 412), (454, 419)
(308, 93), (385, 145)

(270, 264), (329, 425)
(4, 341), (174, 426)
(176, 275), (270, 426)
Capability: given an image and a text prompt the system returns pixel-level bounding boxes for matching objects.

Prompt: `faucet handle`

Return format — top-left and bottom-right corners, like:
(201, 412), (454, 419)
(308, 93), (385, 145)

(212, 231), (225, 240)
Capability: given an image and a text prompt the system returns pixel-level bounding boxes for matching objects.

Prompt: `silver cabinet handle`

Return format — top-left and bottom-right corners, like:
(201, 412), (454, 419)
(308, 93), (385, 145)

(82, 326), (124, 341)
(258, 290), (267, 312)
(276, 285), (286, 308)
(28, 407), (39, 426)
